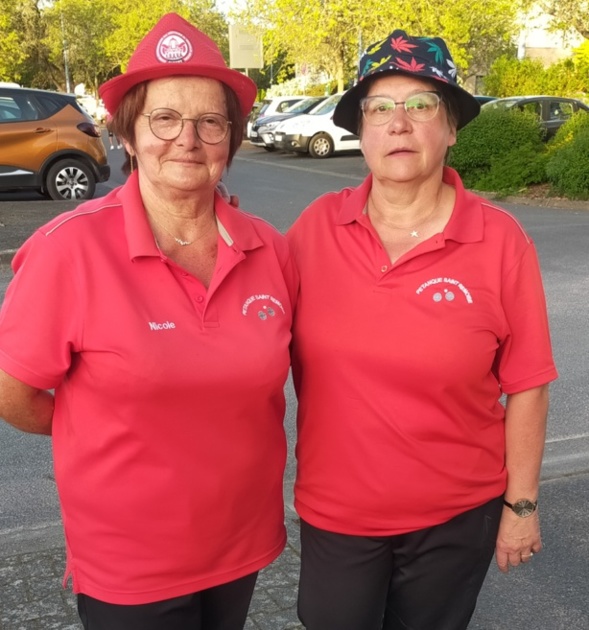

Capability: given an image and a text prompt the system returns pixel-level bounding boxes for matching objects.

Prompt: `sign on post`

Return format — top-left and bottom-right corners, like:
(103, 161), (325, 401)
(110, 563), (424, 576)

(229, 24), (263, 69)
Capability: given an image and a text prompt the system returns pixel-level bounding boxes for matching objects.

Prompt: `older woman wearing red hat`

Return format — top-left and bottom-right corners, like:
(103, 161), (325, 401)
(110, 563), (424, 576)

(287, 31), (557, 629)
(0, 13), (296, 630)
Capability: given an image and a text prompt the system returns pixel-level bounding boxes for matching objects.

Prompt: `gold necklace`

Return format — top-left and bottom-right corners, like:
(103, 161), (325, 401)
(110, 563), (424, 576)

(148, 211), (215, 247)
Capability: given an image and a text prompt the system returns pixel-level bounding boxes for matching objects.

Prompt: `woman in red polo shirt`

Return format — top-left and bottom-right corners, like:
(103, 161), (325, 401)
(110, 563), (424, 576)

(0, 13), (296, 630)
(287, 31), (557, 630)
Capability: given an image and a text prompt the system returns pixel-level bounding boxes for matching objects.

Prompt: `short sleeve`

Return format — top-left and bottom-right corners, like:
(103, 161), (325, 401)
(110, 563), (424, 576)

(495, 243), (558, 393)
(0, 231), (83, 389)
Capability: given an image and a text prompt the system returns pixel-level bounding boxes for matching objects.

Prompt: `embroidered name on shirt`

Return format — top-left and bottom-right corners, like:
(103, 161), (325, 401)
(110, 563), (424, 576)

(148, 321), (177, 331)
(415, 277), (473, 304)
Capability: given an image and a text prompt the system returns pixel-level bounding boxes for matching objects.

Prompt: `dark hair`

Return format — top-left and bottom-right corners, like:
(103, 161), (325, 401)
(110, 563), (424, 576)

(109, 80), (244, 176)
(436, 84), (460, 132)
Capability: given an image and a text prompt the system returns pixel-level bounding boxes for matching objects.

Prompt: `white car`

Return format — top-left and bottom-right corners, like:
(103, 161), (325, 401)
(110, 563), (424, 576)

(272, 93), (360, 158)
(249, 96), (327, 151)
(246, 95), (306, 138)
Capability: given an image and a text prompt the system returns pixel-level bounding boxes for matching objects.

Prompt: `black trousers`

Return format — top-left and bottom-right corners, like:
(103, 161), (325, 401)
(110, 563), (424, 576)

(77, 571), (258, 630)
(298, 497), (503, 630)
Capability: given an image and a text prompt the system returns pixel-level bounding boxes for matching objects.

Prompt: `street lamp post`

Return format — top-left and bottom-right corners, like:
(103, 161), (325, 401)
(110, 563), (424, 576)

(59, 4), (72, 92)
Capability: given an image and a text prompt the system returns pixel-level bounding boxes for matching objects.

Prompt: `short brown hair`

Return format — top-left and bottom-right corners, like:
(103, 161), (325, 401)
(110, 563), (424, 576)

(109, 80), (244, 176)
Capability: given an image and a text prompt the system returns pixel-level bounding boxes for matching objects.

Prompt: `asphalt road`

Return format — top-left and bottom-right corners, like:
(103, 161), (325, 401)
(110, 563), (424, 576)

(1, 139), (588, 628)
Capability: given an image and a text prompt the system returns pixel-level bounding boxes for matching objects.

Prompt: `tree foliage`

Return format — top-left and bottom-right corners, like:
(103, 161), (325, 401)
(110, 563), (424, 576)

(483, 55), (589, 97)
(234, 0), (524, 91)
(0, 0), (229, 94)
(541, 1), (589, 39)
(0, 0), (54, 86)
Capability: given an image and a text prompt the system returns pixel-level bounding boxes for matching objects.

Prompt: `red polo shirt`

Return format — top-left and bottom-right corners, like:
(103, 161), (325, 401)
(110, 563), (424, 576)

(287, 167), (557, 536)
(0, 173), (297, 604)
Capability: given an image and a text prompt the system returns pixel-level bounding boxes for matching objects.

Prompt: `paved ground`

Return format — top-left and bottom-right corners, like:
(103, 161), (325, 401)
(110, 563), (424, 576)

(0, 509), (304, 630)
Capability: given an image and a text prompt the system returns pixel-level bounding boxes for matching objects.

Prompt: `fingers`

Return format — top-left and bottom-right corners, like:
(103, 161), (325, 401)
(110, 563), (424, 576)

(497, 547), (541, 573)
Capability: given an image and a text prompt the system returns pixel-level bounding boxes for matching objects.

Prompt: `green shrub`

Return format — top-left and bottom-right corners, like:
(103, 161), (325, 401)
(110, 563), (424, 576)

(483, 56), (545, 97)
(448, 108), (545, 189)
(547, 110), (589, 152)
(546, 127), (589, 199)
(475, 145), (550, 196)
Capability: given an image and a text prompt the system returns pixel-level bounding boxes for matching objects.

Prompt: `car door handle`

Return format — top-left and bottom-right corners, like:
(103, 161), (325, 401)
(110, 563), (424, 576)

(33, 127), (52, 134)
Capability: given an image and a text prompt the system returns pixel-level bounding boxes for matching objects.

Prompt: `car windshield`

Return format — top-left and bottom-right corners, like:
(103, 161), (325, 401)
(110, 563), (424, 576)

(310, 94), (342, 116)
(481, 98), (521, 111)
(285, 97), (323, 114)
(258, 100), (272, 116)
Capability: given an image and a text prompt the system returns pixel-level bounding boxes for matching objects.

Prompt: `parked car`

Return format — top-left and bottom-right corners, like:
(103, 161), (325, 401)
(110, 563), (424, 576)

(481, 95), (589, 139)
(273, 92), (360, 158)
(474, 95), (497, 105)
(246, 95), (306, 138)
(249, 96), (327, 151)
(244, 101), (263, 137)
(0, 86), (110, 200)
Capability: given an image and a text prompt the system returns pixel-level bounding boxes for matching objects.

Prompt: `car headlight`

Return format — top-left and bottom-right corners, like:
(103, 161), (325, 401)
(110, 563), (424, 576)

(259, 121), (279, 132)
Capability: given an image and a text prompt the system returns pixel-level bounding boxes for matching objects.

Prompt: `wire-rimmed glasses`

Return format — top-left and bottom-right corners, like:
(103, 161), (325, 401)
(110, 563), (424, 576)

(360, 91), (442, 125)
(141, 108), (231, 144)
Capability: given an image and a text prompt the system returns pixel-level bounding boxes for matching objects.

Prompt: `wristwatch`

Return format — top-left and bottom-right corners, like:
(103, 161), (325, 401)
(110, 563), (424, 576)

(503, 498), (538, 518)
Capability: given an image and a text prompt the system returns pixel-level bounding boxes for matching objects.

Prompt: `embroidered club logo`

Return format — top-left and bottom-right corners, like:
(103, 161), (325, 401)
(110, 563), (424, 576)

(415, 277), (473, 304)
(156, 31), (193, 63)
(242, 294), (285, 321)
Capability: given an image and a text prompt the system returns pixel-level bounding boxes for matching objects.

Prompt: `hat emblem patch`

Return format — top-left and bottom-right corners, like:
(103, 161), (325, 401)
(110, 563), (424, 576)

(156, 31), (193, 63)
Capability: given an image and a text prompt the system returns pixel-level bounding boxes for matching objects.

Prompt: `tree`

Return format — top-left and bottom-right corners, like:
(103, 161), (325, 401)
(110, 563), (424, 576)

(0, 10), (26, 81)
(40, 0), (230, 94)
(0, 0), (54, 87)
(541, 1), (589, 39)
(43, 0), (119, 94)
(234, 0), (525, 91)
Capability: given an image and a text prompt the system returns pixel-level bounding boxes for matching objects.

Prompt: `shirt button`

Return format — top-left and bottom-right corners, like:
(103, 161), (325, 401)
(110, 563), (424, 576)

(381, 265), (388, 273)
(196, 295), (204, 303)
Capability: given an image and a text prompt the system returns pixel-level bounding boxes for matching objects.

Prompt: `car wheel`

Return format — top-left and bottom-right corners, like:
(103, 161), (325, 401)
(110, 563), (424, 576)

(263, 145), (276, 152)
(309, 133), (334, 158)
(46, 159), (96, 200)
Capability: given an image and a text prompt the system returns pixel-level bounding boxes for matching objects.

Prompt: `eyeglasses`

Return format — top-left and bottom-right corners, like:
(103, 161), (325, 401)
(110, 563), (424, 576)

(360, 92), (442, 125)
(141, 108), (231, 144)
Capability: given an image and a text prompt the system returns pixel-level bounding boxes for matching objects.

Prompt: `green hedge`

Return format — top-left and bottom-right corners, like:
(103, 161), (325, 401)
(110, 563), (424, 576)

(448, 108), (589, 199)
(448, 109), (545, 194)
(546, 114), (589, 200)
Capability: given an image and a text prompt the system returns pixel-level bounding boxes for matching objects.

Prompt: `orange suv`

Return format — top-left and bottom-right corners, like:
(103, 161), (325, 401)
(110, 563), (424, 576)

(0, 86), (110, 200)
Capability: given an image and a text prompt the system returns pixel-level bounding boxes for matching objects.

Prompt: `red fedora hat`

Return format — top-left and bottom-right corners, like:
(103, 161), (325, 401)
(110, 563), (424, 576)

(99, 13), (257, 117)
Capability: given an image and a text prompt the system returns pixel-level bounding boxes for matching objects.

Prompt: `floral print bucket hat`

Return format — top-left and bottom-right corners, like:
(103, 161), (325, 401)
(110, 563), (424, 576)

(333, 30), (480, 134)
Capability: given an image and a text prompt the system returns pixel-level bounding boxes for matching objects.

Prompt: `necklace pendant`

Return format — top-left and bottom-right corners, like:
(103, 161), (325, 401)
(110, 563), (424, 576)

(410, 230), (419, 238)
(174, 237), (192, 246)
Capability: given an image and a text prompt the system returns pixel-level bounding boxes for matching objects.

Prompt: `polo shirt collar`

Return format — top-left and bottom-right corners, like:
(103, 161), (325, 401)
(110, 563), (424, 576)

(118, 172), (264, 260)
(335, 167), (483, 244)
(441, 167), (483, 244)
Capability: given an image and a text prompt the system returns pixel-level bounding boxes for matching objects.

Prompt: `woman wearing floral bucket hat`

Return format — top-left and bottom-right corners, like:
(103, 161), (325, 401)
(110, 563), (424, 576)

(287, 31), (556, 629)
(0, 13), (297, 630)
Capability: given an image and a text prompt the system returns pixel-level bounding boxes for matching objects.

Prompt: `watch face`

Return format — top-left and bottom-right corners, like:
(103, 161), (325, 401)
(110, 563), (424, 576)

(514, 499), (536, 517)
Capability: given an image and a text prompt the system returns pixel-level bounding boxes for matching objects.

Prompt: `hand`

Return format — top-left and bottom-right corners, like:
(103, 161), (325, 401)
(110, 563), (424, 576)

(495, 507), (542, 573)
